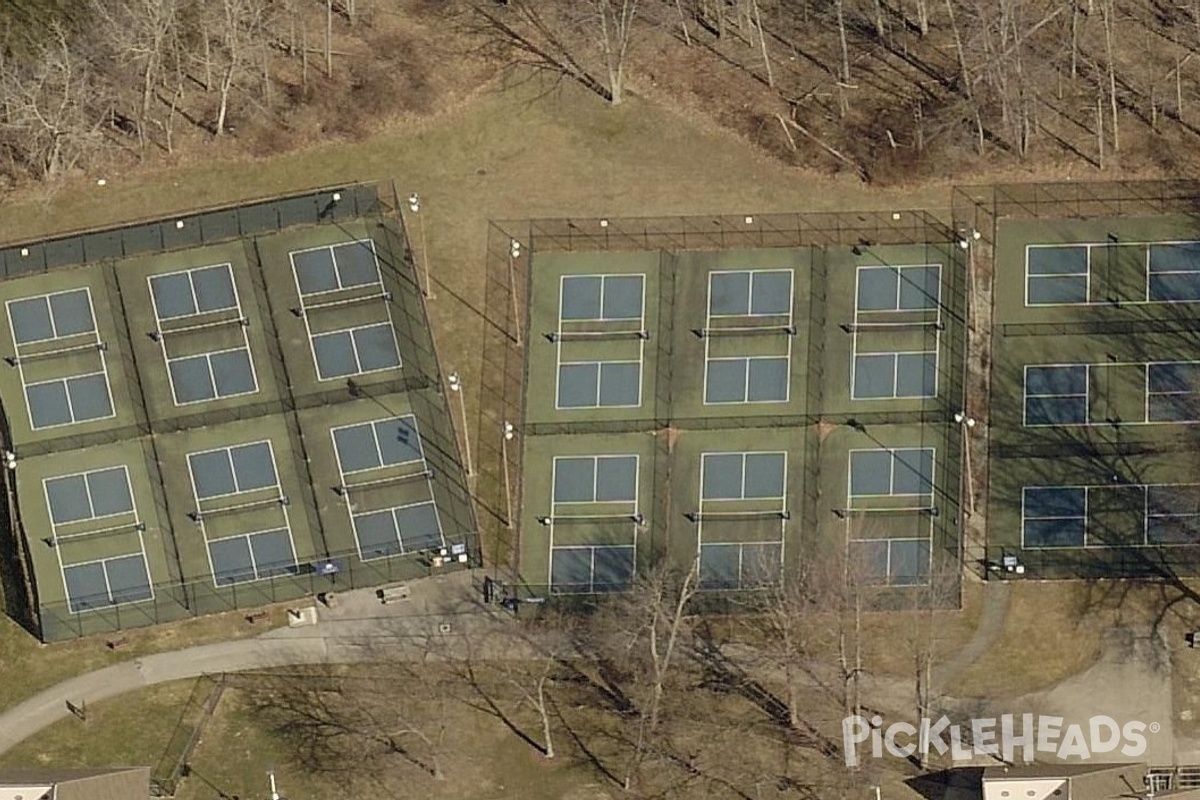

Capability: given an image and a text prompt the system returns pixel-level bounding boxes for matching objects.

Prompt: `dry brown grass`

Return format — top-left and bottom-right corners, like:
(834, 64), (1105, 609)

(180, 677), (623, 800)
(861, 579), (983, 680)
(949, 582), (1105, 700)
(0, 679), (199, 769)
(0, 68), (1128, 786)
(0, 605), (286, 714)
(0, 73), (910, 531)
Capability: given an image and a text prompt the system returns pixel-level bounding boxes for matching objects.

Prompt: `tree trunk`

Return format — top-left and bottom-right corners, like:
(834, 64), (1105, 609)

(753, 0), (773, 87)
(202, 22), (213, 90)
(302, 22), (309, 89)
(537, 677), (555, 759)
(216, 64), (235, 134)
(1177, 46), (1185, 122)
(1070, 1), (1078, 78)
(674, 0), (690, 44)
(164, 81), (181, 153)
(836, 0), (851, 83)
(139, 58), (155, 154)
(326, 0), (334, 77)
(1101, 0), (1119, 151)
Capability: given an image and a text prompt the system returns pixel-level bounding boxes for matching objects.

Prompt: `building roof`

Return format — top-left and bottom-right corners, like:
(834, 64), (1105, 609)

(982, 763), (1140, 781)
(0, 767), (142, 786)
(982, 762), (1148, 800)
(0, 766), (149, 800)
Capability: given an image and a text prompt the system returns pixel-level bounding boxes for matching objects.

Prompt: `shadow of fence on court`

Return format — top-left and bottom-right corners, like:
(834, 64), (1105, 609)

(37, 536), (479, 642)
(488, 210), (967, 607)
(0, 182), (481, 642)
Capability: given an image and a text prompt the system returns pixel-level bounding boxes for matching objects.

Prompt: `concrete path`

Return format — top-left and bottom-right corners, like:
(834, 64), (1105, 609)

(0, 571), (1020, 759)
(0, 570), (511, 757)
(932, 581), (1012, 692)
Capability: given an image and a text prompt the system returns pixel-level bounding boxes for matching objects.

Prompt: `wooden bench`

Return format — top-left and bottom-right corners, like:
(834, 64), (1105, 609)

(244, 610), (269, 624)
(377, 584), (411, 604)
(105, 636), (128, 650)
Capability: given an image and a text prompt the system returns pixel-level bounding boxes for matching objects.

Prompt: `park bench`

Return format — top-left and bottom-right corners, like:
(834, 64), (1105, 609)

(377, 584), (411, 604)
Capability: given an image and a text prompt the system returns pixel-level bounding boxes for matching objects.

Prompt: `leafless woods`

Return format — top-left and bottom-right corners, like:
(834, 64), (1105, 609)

(3, 0), (1198, 184)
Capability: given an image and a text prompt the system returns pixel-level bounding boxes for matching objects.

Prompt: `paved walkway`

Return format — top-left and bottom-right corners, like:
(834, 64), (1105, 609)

(0, 570), (510, 757)
(932, 580), (1012, 692)
(0, 571), (1017, 759)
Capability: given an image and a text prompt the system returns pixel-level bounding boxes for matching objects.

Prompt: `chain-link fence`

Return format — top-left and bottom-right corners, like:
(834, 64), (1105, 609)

(1, 182), (481, 642)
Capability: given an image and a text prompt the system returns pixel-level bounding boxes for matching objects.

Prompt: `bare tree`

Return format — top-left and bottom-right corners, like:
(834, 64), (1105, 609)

(0, 21), (109, 178)
(1099, 0), (1119, 152)
(194, 0), (269, 135)
(752, 0), (774, 87)
(90, 0), (177, 154)
(247, 665), (447, 785)
(595, 0), (638, 104)
(472, 0), (636, 105)
(616, 561), (698, 791)
(835, 0), (852, 84)
(458, 616), (571, 760)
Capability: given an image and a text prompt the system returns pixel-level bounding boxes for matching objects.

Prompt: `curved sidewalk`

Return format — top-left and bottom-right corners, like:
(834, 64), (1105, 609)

(0, 570), (499, 757)
(932, 580), (1011, 691)
(0, 637), (329, 756)
(0, 574), (1014, 758)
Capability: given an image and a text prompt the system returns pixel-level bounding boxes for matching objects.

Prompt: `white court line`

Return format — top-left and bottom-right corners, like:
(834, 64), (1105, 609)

(553, 274), (566, 409)
(166, 347), (259, 407)
(289, 240), (384, 300)
(189, 439), (280, 502)
(205, 512), (300, 589)
(43, 465), (136, 529)
(334, 415), (439, 562)
(1022, 360), (1200, 427)
(696, 451), (788, 588)
(8, 287), (108, 431)
(186, 440), (294, 586)
(340, 470), (433, 496)
(702, 271), (713, 402)
(331, 414), (425, 476)
(6, 287), (98, 346)
(289, 246), (400, 384)
(702, 269), (795, 405)
(348, 500), (444, 560)
(24, 369), (117, 431)
(289, 253), (323, 382)
(558, 274), (647, 323)
(309, 321), (402, 382)
(547, 454), (640, 592)
(48, 464), (150, 614)
(552, 275), (647, 410)
(706, 269), (795, 318)
(153, 263), (258, 407)
(1021, 240), (1200, 307)
(147, 263), (239, 323)
(301, 291), (391, 315)
(846, 447), (936, 510)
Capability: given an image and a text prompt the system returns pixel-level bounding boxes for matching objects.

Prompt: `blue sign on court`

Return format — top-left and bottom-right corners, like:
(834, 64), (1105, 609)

(316, 560), (341, 576)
